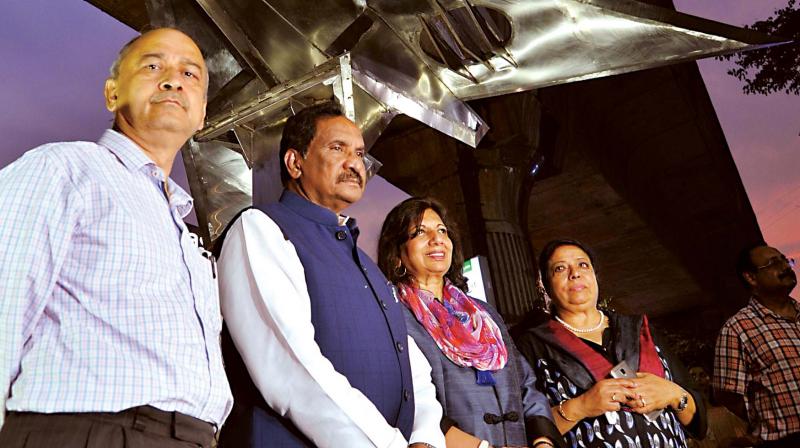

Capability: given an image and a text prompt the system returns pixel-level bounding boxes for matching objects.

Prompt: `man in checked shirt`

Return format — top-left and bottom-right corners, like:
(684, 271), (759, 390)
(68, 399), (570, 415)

(0, 28), (232, 447)
(714, 243), (800, 448)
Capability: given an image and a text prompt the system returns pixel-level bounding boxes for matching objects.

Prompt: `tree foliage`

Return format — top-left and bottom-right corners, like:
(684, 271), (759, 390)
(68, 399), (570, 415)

(718, 0), (800, 95)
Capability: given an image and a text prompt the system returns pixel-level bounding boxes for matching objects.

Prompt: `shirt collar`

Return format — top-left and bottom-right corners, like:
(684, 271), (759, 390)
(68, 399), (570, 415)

(279, 189), (358, 230)
(169, 181), (194, 219)
(98, 129), (154, 172)
(98, 129), (194, 218)
(748, 296), (800, 322)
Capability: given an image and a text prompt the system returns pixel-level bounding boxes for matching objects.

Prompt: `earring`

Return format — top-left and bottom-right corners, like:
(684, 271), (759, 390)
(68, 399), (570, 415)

(394, 265), (407, 277)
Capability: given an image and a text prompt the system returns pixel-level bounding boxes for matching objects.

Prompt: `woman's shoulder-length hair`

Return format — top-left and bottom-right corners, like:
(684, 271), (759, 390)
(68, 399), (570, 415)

(377, 196), (468, 292)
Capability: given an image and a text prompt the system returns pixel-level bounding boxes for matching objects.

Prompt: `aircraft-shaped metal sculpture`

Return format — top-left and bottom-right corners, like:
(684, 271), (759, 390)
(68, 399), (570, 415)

(121, 0), (784, 243)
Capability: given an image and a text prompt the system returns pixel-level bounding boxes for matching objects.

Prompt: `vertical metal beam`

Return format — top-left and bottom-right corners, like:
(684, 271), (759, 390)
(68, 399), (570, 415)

(331, 53), (356, 121)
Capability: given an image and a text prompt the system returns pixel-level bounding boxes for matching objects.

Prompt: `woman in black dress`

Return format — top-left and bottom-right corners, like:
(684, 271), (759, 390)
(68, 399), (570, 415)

(514, 239), (707, 448)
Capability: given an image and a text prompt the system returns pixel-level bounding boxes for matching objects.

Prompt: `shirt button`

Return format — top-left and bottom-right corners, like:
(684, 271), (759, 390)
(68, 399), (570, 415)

(335, 230), (347, 240)
(396, 341), (404, 353)
(381, 301), (388, 310)
(403, 389), (410, 401)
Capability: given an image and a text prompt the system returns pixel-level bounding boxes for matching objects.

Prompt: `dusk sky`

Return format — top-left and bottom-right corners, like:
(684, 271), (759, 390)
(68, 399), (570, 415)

(674, 0), (800, 263)
(1, 1), (796, 262)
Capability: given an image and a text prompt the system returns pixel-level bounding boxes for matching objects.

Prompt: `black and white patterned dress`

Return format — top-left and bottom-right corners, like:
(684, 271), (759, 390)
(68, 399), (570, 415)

(535, 348), (687, 448)
(515, 313), (706, 448)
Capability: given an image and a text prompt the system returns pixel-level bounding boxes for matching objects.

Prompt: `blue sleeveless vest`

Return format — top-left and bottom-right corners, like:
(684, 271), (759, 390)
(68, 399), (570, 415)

(220, 191), (415, 447)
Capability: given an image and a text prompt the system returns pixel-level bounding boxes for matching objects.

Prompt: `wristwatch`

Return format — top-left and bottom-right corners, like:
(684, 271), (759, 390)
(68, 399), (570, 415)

(674, 392), (689, 412)
(478, 441), (490, 448)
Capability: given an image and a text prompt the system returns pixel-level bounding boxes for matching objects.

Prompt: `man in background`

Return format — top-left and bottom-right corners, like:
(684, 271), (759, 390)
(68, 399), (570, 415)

(714, 243), (800, 447)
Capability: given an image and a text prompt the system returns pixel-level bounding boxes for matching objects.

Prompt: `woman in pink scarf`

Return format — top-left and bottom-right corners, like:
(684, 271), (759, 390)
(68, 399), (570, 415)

(378, 197), (562, 448)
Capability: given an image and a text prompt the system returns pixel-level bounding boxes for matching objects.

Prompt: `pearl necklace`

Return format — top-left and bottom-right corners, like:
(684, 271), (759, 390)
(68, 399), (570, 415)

(555, 310), (606, 333)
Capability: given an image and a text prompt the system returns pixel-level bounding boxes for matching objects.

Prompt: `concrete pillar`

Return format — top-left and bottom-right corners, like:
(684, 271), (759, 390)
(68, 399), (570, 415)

(468, 92), (542, 322)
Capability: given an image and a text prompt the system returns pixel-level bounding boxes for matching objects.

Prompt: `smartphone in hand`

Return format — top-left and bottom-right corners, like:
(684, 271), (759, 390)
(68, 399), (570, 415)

(609, 360), (663, 423)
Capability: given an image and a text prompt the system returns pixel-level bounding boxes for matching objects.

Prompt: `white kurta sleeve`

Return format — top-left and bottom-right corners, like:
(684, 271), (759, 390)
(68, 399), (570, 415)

(407, 336), (446, 448)
(218, 209), (407, 448)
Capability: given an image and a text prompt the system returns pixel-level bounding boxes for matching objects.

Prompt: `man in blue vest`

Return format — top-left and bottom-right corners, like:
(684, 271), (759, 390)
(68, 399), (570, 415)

(217, 101), (446, 447)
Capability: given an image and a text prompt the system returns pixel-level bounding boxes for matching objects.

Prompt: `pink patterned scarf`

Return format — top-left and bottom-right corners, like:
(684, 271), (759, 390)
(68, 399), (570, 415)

(397, 281), (507, 371)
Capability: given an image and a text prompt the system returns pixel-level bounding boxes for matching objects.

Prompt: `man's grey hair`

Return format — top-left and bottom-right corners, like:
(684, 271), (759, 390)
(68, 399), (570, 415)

(108, 27), (209, 95)
(109, 33), (143, 79)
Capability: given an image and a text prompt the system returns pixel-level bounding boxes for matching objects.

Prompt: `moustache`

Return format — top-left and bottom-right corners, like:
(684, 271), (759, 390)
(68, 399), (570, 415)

(337, 169), (363, 187)
(150, 92), (186, 108)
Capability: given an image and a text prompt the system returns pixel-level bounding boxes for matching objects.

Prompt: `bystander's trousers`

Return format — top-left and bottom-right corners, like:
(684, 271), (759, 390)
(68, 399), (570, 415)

(0, 405), (215, 448)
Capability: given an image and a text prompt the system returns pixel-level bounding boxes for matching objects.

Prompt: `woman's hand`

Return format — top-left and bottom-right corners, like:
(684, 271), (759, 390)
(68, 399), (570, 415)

(553, 378), (639, 434)
(627, 372), (683, 414)
(573, 378), (640, 418)
(628, 372), (697, 426)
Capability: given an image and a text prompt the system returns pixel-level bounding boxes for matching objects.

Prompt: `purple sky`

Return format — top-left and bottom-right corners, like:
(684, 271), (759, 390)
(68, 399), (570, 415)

(673, 0), (800, 261)
(0, 1), (135, 157)
(1, 1), (796, 262)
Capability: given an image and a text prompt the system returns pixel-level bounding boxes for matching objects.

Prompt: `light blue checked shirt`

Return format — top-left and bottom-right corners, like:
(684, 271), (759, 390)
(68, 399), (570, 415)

(0, 130), (232, 426)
